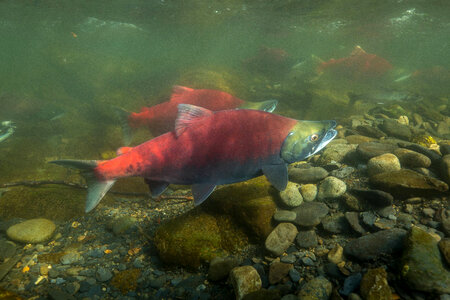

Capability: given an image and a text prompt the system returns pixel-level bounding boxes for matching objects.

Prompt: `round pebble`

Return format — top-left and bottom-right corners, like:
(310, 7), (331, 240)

(299, 184), (317, 202)
(279, 182), (303, 207)
(6, 218), (56, 244)
(367, 153), (401, 177)
(317, 176), (347, 200)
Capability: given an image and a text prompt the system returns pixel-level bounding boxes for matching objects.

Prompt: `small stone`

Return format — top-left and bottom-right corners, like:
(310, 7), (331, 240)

(440, 154), (450, 186)
(280, 254), (296, 264)
(0, 241), (16, 259)
(394, 148), (431, 168)
(327, 244), (344, 264)
(317, 143), (358, 165)
(348, 293), (362, 300)
(301, 257), (315, 266)
(317, 176), (347, 200)
(345, 212), (366, 235)
(357, 142), (398, 161)
(273, 210), (297, 222)
(265, 223), (298, 256)
(208, 256), (240, 281)
(340, 273), (362, 296)
(6, 218), (56, 244)
(300, 184), (318, 202)
(367, 153), (401, 177)
(379, 119), (411, 141)
(268, 262), (293, 284)
(344, 228), (407, 260)
(279, 182), (303, 208)
(321, 214), (350, 234)
(422, 208), (435, 218)
(230, 266), (262, 300)
(96, 267), (113, 282)
(292, 202), (329, 227)
(112, 216), (137, 236)
(356, 125), (387, 139)
(330, 166), (355, 179)
(65, 282), (80, 295)
(298, 276), (332, 300)
(288, 268), (301, 283)
(343, 193), (365, 212)
(360, 268), (392, 300)
(351, 189), (394, 208)
(295, 230), (318, 248)
(400, 143), (442, 164)
(60, 252), (81, 265)
(289, 167), (328, 184)
(361, 211), (377, 227)
(48, 288), (76, 300)
(346, 135), (375, 144)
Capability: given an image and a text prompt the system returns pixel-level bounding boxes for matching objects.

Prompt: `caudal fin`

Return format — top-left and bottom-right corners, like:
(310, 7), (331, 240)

(114, 107), (133, 146)
(50, 159), (116, 213)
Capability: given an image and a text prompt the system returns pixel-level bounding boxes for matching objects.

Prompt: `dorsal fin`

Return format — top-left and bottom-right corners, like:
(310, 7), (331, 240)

(116, 146), (133, 156)
(175, 104), (213, 137)
(170, 85), (195, 102)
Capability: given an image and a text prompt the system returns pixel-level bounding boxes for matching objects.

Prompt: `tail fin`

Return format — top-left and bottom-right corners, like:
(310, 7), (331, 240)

(239, 99), (278, 112)
(50, 159), (116, 213)
(114, 107), (133, 146)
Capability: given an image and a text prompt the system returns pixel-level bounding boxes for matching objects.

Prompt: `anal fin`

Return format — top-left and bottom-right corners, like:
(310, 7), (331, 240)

(145, 179), (169, 197)
(191, 183), (216, 206)
(262, 164), (288, 191)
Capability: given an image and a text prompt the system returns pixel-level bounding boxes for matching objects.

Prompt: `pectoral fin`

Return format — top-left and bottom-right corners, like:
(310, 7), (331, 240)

(262, 164), (288, 191)
(192, 183), (216, 206)
(145, 179), (169, 197)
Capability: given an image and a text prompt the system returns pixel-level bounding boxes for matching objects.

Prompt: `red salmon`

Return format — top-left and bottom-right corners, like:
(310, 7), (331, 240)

(52, 104), (336, 212)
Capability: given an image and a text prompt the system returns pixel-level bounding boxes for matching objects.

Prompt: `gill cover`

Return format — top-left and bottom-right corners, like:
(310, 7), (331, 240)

(281, 120), (337, 164)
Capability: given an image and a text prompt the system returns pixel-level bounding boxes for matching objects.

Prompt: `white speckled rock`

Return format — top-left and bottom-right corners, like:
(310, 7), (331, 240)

(279, 182), (303, 207)
(300, 184), (317, 202)
(230, 266), (262, 300)
(367, 153), (401, 177)
(6, 218), (56, 244)
(317, 176), (347, 200)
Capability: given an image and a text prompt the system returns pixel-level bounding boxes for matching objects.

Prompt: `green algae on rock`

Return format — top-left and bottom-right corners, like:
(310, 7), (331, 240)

(154, 208), (248, 269)
(360, 268), (392, 300)
(6, 218), (56, 244)
(401, 226), (450, 294)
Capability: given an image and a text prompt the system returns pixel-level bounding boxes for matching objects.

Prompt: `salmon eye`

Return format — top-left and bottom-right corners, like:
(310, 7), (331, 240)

(310, 134), (319, 142)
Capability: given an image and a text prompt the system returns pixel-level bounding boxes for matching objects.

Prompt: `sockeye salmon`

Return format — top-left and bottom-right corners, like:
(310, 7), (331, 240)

(52, 104), (337, 213)
(116, 85), (278, 145)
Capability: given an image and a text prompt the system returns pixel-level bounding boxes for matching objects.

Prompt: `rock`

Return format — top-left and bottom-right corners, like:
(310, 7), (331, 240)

(344, 228), (407, 260)
(370, 169), (449, 198)
(208, 256), (240, 281)
(357, 142), (398, 161)
(346, 135), (376, 144)
(350, 189), (394, 208)
(273, 210), (297, 223)
(268, 262), (293, 284)
(154, 208), (248, 268)
(327, 244), (344, 264)
(399, 143), (442, 164)
(317, 176), (347, 200)
(321, 214), (350, 234)
(297, 276), (332, 300)
(288, 167), (328, 184)
(345, 212), (366, 235)
(422, 208), (435, 218)
(292, 202), (329, 227)
(48, 288), (76, 300)
(111, 216), (137, 236)
(379, 119), (412, 141)
(279, 182), (303, 208)
(316, 144), (358, 165)
(60, 252), (81, 265)
(356, 125), (386, 139)
(367, 154), (401, 177)
(401, 226), (450, 294)
(300, 184), (317, 202)
(242, 289), (280, 300)
(440, 154), (450, 185)
(360, 268), (392, 300)
(0, 241), (16, 260)
(436, 208), (450, 236)
(296, 230), (318, 249)
(394, 148), (431, 168)
(289, 268), (301, 283)
(340, 273), (362, 296)
(96, 267), (113, 282)
(6, 218), (56, 243)
(438, 238), (450, 265)
(330, 166), (355, 179)
(265, 223), (298, 256)
(230, 266), (262, 300)
(343, 193), (365, 212)
(281, 254), (297, 264)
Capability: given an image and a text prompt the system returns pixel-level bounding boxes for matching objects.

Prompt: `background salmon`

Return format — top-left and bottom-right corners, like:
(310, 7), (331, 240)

(116, 85), (278, 144)
(52, 104), (337, 213)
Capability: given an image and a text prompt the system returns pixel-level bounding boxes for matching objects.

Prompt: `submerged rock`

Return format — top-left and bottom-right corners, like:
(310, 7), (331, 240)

(394, 148), (431, 168)
(292, 202), (329, 227)
(6, 218), (56, 244)
(357, 142), (398, 161)
(297, 276), (332, 300)
(350, 189), (393, 208)
(401, 226), (450, 294)
(370, 169), (448, 198)
(379, 119), (412, 141)
(316, 144), (358, 165)
(300, 184), (318, 202)
(265, 223), (298, 256)
(208, 256), (240, 281)
(360, 268), (392, 300)
(230, 266), (262, 300)
(268, 262), (293, 285)
(279, 182), (303, 208)
(296, 230), (319, 248)
(438, 238), (450, 265)
(367, 153), (401, 177)
(344, 228), (407, 260)
(288, 167), (328, 184)
(317, 176), (347, 200)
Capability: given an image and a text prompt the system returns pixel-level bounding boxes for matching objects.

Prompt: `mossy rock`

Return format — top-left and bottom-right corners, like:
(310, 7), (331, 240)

(154, 207), (248, 269)
(204, 176), (278, 239)
(0, 186), (86, 221)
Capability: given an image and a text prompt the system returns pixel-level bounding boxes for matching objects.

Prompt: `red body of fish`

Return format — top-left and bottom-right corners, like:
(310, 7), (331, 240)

(317, 46), (392, 80)
(128, 86), (245, 134)
(97, 109), (297, 184)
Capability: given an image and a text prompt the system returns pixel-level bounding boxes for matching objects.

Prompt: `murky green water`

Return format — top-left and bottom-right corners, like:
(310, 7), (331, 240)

(0, 0), (449, 213)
